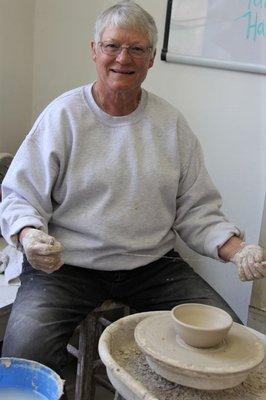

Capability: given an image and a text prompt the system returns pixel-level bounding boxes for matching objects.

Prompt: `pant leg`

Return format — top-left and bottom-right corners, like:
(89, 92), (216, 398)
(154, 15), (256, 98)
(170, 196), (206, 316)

(2, 259), (107, 375)
(117, 250), (242, 323)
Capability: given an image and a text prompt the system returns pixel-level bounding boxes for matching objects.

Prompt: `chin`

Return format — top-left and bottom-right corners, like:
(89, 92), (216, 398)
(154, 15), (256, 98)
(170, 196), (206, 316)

(110, 81), (138, 92)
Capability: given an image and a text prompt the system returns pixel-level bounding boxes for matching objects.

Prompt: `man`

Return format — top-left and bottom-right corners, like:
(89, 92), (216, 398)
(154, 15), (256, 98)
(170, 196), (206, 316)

(0, 1), (265, 392)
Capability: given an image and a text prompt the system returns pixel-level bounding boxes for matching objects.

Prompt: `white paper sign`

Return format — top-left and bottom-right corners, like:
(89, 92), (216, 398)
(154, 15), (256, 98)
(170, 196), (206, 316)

(162, 0), (266, 74)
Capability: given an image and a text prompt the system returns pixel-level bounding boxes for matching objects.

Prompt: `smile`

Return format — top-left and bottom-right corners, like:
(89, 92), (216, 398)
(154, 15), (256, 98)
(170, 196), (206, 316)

(110, 69), (135, 75)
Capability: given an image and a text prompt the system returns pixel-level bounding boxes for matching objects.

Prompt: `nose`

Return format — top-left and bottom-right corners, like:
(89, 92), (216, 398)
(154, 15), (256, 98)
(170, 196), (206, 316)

(115, 48), (132, 63)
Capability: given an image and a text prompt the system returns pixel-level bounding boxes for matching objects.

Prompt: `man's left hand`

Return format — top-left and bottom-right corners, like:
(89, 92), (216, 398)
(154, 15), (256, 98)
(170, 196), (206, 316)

(230, 243), (266, 281)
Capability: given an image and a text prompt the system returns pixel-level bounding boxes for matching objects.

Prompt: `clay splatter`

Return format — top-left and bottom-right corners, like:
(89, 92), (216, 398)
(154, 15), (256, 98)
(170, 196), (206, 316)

(114, 344), (266, 400)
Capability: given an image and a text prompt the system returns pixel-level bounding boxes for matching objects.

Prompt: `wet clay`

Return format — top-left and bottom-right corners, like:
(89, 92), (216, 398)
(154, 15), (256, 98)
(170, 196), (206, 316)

(113, 343), (266, 400)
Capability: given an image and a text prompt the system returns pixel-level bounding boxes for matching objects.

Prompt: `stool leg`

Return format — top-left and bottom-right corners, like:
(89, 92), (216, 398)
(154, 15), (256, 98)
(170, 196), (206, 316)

(75, 314), (99, 400)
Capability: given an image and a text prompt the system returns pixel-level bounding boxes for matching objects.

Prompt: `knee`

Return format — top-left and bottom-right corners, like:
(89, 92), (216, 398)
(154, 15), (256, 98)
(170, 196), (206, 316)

(2, 323), (67, 373)
(2, 325), (49, 363)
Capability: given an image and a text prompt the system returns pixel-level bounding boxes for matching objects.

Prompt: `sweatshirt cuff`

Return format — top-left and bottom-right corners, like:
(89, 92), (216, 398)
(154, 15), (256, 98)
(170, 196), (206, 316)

(5, 217), (47, 250)
(203, 223), (245, 262)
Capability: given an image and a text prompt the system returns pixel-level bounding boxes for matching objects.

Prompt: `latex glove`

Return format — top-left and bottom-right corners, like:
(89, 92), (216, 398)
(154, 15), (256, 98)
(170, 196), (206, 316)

(20, 228), (64, 274)
(230, 243), (266, 282)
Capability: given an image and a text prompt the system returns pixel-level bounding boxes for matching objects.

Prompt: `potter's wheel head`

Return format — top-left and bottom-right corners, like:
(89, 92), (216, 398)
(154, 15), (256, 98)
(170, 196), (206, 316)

(134, 312), (265, 390)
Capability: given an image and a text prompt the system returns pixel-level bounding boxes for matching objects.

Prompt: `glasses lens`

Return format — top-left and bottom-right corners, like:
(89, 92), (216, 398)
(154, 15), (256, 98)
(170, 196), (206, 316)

(129, 45), (148, 58)
(100, 42), (151, 58)
(101, 42), (120, 55)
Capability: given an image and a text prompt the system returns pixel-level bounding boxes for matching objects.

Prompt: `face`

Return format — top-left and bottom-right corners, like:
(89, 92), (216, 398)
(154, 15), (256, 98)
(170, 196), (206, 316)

(91, 26), (155, 96)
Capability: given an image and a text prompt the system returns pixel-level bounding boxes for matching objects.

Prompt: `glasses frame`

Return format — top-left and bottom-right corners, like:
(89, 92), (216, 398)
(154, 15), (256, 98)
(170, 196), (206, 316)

(98, 41), (153, 59)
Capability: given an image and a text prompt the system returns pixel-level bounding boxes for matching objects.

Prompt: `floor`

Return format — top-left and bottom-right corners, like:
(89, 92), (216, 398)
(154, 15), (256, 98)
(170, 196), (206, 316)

(248, 306), (266, 334)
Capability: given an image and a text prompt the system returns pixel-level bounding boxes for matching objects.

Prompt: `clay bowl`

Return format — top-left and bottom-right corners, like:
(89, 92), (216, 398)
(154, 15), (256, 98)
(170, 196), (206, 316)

(171, 303), (233, 348)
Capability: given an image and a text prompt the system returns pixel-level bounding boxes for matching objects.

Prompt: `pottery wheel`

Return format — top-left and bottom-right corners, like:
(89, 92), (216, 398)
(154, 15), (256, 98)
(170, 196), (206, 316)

(134, 312), (265, 390)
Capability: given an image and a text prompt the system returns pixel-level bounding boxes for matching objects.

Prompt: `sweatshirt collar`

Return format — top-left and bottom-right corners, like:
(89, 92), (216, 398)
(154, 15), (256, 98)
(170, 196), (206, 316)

(83, 83), (147, 127)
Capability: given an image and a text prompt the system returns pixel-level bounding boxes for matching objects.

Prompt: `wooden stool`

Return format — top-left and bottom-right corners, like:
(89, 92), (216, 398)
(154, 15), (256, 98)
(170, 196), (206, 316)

(67, 300), (129, 400)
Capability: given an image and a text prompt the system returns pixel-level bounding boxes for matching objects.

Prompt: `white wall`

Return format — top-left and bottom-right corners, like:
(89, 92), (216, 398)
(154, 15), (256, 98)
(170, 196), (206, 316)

(3, 0), (266, 322)
(143, 0), (266, 323)
(0, 0), (35, 154)
(32, 0), (99, 118)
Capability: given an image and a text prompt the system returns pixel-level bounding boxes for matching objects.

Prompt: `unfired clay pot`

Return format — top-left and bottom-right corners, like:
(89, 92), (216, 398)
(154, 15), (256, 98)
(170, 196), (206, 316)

(171, 303), (233, 348)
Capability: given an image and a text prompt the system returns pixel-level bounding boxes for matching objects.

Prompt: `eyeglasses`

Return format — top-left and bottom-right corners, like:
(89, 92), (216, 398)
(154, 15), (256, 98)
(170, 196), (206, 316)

(98, 41), (152, 58)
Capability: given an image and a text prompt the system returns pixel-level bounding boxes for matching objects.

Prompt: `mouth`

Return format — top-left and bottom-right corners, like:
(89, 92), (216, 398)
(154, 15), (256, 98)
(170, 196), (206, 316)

(110, 69), (135, 75)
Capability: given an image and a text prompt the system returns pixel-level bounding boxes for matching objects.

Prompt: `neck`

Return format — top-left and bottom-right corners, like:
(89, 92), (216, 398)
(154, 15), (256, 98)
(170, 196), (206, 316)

(92, 83), (141, 116)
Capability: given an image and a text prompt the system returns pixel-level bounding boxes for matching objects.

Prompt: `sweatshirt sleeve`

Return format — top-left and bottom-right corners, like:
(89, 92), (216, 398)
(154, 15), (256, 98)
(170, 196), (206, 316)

(173, 115), (244, 260)
(0, 118), (61, 248)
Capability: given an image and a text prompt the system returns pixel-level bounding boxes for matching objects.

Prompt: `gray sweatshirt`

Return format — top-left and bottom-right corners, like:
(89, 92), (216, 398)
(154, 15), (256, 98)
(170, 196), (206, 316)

(0, 84), (242, 270)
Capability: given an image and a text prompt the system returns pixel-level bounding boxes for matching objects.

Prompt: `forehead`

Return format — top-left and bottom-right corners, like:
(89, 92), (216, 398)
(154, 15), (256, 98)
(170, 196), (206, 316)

(101, 26), (149, 44)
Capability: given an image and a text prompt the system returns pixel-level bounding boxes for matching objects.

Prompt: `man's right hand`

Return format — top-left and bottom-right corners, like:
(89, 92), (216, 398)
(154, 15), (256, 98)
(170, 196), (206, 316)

(19, 228), (64, 274)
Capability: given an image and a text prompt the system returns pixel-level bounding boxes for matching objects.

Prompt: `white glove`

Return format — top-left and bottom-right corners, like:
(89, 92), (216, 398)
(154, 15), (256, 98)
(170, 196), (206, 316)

(230, 243), (266, 281)
(20, 228), (64, 274)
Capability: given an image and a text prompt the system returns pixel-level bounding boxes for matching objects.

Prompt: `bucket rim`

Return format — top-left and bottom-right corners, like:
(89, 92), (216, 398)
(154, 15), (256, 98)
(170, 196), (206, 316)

(0, 357), (64, 397)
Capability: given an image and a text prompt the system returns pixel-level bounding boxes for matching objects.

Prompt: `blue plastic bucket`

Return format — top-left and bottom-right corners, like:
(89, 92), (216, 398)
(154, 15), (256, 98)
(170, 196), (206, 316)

(0, 358), (64, 399)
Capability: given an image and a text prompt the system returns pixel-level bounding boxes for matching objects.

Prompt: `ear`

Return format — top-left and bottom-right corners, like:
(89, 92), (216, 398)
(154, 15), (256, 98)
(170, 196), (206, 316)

(148, 49), (156, 69)
(91, 41), (97, 62)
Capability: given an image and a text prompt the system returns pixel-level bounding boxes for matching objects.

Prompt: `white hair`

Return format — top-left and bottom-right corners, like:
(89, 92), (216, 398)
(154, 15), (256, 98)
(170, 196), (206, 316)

(93, 1), (158, 52)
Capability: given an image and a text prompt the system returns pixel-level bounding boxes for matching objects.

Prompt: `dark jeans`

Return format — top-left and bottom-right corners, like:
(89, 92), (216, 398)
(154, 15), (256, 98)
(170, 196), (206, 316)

(2, 250), (241, 377)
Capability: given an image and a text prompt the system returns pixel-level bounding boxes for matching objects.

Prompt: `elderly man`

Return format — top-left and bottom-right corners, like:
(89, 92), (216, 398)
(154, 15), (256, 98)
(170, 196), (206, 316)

(0, 1), (265, 395)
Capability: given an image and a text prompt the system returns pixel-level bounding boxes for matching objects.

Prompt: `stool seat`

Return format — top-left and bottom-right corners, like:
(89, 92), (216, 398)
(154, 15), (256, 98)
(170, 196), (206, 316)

(67, 300), (128, 400)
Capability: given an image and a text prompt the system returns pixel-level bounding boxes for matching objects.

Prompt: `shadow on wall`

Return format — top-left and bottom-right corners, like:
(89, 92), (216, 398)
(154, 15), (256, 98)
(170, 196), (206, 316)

(0, 153), (13, 202)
